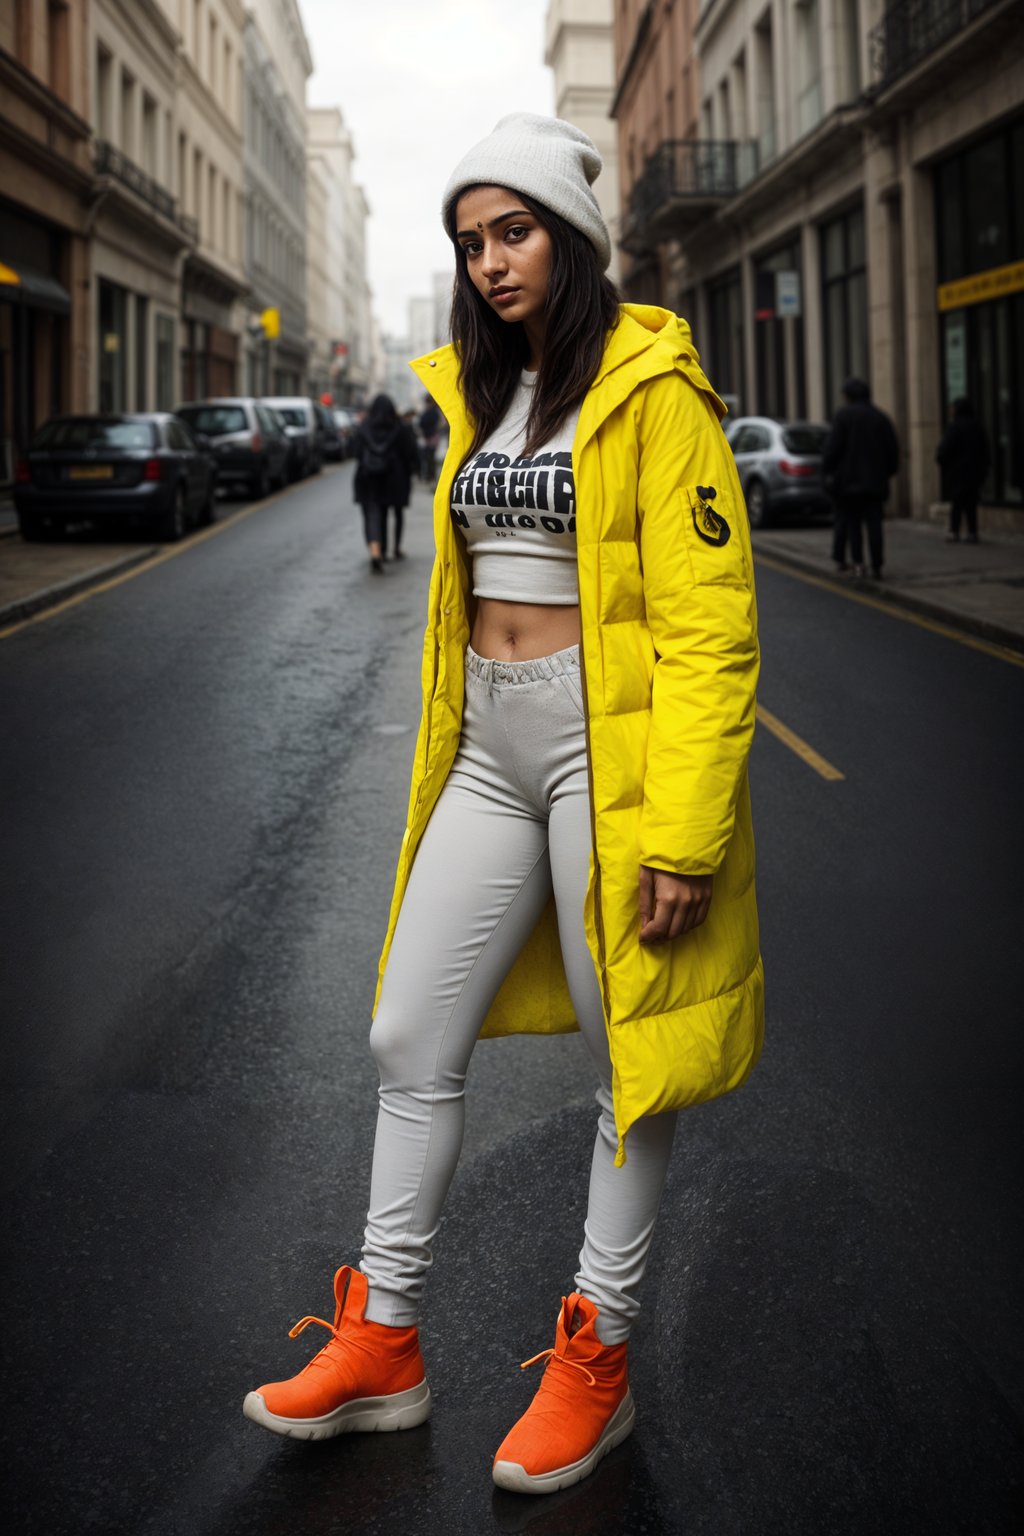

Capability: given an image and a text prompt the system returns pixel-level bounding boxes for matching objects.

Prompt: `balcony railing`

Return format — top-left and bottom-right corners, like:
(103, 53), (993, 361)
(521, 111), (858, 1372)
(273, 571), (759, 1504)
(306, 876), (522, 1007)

(627, 139), (758, 244)
(94, 139), (176, 222)
(871, 0), (1000, 87)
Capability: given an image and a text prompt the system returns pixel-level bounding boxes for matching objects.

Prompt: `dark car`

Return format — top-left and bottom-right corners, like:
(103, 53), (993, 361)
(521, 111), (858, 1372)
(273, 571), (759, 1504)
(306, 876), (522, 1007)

(314, 402), (344, 462)
(262, 396), (320, 479)
(724, 415), (831, 527)
(175, 397), (289, 499)
(14, 413), (215, 542)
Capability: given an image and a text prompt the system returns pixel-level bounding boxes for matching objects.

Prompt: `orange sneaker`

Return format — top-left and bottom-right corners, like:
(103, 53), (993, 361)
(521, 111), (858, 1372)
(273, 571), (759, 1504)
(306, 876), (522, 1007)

(492, 1293), (635, 1494)
(242, 1265), (430, 1441)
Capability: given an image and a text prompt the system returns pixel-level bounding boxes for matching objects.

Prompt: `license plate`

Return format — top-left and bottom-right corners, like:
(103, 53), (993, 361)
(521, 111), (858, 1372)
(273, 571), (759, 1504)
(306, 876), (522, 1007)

(69, 465), (114, 480)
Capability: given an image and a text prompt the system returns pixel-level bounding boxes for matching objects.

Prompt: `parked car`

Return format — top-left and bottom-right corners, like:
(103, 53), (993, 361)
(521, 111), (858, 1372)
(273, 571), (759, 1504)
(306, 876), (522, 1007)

(314, 402), (344, 462)
(14, 413), (215, 542)
(261, 396), (320, 479)
(724, 415), (831, 527)
(175, 397), (289, 500)
(332, 407), (358, 458)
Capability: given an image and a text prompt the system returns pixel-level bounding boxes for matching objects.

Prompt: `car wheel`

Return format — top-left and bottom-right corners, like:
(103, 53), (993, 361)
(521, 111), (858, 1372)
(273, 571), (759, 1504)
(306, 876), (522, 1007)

(250, 462), (271, 500)
(746, 479), (770, 529)
(158, 483), (188, 542)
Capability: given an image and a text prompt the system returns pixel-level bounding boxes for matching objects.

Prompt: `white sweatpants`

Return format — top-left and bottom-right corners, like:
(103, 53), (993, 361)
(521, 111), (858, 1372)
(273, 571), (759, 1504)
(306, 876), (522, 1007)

(361, 644), (677, 1344)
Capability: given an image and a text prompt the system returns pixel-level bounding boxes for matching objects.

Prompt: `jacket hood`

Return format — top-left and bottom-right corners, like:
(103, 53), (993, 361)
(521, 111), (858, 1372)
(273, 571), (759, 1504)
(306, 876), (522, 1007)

(408, 302), (724, 427)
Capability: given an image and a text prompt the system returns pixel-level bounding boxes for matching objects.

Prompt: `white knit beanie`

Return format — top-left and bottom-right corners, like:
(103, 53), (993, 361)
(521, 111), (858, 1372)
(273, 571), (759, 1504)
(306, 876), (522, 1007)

(442, 113), (611, 271)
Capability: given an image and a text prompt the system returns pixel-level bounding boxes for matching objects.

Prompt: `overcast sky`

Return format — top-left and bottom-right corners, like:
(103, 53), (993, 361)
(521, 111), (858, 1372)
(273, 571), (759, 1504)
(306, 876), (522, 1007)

(302, 0), (555, 339)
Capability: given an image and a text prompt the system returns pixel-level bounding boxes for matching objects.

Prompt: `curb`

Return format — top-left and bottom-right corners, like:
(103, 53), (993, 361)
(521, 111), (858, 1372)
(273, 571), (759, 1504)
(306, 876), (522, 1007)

(0, 547), (159, 628)
(753, 542), (1024, 658)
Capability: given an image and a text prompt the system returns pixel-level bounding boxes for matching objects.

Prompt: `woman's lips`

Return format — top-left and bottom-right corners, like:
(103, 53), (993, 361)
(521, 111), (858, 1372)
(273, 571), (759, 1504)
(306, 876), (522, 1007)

(490, 287), (520, 306)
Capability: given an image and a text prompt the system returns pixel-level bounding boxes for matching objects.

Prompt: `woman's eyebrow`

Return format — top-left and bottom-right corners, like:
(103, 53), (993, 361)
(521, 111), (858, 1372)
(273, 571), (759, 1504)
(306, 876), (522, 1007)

(456, 210), (532, 239)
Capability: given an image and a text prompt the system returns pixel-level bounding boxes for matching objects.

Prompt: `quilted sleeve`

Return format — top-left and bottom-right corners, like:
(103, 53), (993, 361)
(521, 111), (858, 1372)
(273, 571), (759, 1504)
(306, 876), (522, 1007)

(636, 372), (760, 875)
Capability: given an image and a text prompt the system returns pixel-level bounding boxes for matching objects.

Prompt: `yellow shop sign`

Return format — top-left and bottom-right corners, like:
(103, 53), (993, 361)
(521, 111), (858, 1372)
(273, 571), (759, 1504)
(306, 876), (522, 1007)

(937, 259), (1024, 312)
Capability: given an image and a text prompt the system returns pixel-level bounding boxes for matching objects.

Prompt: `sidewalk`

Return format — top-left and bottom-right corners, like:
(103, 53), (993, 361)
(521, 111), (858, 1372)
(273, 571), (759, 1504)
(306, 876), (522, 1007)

(752, 517), (1024, 654)
(0, 516), (158, 627)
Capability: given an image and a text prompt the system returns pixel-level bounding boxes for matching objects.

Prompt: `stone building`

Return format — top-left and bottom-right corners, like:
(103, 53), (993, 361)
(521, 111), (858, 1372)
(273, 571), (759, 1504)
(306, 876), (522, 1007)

(306, 105), (371, 406)
(0, 0), (93, 477)
(89, 0), (196, 414)
(169, 0), (248, 400)
(615, 0), (1024, 525)
(545, 0), (621, 284)
(242, 0), (311, 394)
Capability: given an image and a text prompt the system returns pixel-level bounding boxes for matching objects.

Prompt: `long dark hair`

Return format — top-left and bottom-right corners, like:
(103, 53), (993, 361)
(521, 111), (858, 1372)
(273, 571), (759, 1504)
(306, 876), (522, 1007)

(444, 189), (619, 458)
(367, 393), (398, 430)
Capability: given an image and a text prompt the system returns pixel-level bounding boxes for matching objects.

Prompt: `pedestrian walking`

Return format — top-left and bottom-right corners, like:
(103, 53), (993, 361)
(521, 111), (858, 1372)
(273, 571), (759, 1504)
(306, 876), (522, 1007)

(384, 413), (419, 561)
(823, 377), (899, 578)
(243, 113), (763, 1496)
(937, 397), (990, 543)
(351, 394), (414, 573)
(418, 396), (443, 484)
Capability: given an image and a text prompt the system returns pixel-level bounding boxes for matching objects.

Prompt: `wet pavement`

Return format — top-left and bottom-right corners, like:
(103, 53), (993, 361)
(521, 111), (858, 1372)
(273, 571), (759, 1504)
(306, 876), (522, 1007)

(1, 465), (1022, 1533)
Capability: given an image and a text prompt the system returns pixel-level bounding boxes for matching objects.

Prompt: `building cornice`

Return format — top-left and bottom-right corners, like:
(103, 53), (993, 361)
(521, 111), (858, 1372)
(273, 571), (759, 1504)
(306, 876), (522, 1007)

(96, 0), (181, 70)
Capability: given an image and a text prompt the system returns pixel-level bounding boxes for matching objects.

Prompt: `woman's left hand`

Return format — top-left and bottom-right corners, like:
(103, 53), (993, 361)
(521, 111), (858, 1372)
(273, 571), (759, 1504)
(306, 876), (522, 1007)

(638, 866), (714, 944)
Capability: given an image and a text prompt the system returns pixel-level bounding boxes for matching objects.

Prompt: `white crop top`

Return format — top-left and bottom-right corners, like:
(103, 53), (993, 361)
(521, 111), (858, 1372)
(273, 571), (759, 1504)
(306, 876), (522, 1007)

(449, 371), (581, 605)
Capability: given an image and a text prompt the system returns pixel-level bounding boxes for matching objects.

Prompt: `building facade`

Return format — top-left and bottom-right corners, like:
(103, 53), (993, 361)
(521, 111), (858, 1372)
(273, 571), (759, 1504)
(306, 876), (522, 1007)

(615, 0), (1024, 524)
(168, 0), (248, 401)
(545, 0), (622, 283)
(89, 0), (198, 415)
(242, 0), (311, 394)
(306, 104), (371, 406)
(1, 0), (93, 479)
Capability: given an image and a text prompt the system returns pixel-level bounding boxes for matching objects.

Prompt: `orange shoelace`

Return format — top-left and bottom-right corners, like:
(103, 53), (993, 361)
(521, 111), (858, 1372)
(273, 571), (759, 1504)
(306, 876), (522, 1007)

(288, 1314), (337, 1342)
(519, 1347), (597, 1388)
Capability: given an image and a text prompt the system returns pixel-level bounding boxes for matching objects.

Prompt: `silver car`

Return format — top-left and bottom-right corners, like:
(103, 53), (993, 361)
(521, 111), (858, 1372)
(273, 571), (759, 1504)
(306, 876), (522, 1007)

(724, 415), (831, 528)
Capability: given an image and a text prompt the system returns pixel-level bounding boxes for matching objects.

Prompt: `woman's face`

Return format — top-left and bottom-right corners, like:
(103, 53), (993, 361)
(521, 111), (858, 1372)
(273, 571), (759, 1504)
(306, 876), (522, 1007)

(454, 186), (553, 335)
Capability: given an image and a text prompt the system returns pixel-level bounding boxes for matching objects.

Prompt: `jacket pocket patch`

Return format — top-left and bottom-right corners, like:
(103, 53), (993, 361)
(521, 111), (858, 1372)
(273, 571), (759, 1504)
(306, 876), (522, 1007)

(681, 486), (748, 586)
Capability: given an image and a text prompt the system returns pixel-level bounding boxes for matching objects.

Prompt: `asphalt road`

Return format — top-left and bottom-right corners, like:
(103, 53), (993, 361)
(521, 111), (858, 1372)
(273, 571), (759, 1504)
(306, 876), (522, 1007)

(1, 465), (1022, 1535)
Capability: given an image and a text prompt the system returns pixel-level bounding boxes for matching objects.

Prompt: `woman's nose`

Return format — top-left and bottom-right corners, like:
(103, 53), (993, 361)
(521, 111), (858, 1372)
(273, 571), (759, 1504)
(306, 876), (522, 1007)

(481, 243), (507, 279)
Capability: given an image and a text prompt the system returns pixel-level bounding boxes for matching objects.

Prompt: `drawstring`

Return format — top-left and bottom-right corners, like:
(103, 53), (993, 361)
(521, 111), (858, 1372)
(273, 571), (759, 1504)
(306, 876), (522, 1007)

(519, 1347), (597, 1388)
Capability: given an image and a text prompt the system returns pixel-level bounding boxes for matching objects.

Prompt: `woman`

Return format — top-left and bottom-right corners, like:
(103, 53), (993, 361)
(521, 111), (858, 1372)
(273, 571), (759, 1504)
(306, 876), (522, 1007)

(385, 411), (420, 560)
(353, 394), (417, 572)
(244, 114), (764, 1495)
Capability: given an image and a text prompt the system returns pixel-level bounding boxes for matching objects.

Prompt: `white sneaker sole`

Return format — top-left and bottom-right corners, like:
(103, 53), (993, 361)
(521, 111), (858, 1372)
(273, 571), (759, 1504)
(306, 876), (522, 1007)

(492, 1390), (635, 1495)
(242, 1380), (431, 1441)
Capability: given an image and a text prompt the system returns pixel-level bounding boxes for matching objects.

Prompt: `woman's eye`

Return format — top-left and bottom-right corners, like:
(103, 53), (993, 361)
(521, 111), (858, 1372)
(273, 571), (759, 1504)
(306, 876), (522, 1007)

(462, 241), (482, 258)
(506, 225), (528, 241)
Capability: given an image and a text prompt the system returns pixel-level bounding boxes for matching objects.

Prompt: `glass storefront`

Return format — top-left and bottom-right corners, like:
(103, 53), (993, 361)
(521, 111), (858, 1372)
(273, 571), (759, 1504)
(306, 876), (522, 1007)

(754, 242), (805, 419)
(708, 268), (744, 409)
(821, 204), (868, 419)
(935, 119), (1024, 506)
(98, 278), (128, 413)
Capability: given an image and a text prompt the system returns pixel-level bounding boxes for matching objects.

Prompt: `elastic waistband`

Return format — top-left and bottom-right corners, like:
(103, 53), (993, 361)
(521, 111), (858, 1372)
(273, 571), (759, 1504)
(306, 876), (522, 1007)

(465, 642), (580, 686)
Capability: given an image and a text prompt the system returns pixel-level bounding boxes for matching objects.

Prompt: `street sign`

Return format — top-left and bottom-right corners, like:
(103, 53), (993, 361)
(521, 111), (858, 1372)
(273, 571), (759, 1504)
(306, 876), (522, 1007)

(776, 271), (801, 318)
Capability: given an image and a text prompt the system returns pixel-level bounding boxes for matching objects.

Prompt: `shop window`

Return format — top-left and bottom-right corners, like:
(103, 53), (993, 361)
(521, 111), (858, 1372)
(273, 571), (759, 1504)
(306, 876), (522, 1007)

(156, 314), (175, 410)
(709, 269), (744, 407)
(820, 205), (868, 418)
(754, 242), (805, 419)
(98, 279), (128, 413)
(135, 294), (148, 410)
(965, 137), (1009, 274)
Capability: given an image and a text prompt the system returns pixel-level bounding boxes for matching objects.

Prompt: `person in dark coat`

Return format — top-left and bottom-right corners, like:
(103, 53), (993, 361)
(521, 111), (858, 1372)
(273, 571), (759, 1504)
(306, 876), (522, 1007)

(822, 377), (900, 578)
(937, 397), (990, 543)
(418, 398), (443, 485)
(385, 413), (420, 561)
(352, 395), (417, 573)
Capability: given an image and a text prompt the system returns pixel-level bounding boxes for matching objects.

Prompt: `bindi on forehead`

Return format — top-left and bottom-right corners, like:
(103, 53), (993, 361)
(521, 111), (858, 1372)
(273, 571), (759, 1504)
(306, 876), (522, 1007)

(476, 221), (483, 230)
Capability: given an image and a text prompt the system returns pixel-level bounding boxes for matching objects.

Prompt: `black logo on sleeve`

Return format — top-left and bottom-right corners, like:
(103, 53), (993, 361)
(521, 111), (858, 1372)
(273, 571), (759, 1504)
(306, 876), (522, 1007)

(692, 485), (731, 547)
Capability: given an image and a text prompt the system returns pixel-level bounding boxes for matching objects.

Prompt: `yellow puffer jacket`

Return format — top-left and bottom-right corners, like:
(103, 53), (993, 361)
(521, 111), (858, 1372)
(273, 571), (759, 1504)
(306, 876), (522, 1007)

(375, 304), (764, 1163)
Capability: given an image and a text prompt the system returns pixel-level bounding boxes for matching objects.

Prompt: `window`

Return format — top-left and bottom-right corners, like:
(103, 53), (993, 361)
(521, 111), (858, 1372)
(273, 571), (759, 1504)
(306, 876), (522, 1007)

(135, 293), (148, 409)
(708, 268), (744, 404)
(98, 279), (128, 413)
(96, 45), (113, 139)
(48, 0), (70, 99)
(838, 0), (861, 100)
(794, 0), (821, 137)
(156, 314), (175, 410)
(120, 67), (136, 158)
(142, 93), (158, 177)
(820, 205), (868, 417)
(754, 10), (775, 165)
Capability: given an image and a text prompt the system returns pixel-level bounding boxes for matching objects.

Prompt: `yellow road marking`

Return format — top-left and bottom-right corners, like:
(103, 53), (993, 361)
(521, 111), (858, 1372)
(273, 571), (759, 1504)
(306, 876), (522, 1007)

(753, 551), (1024, 670)
(756, 704), (845, 781)
(0, 479), (306, 642)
